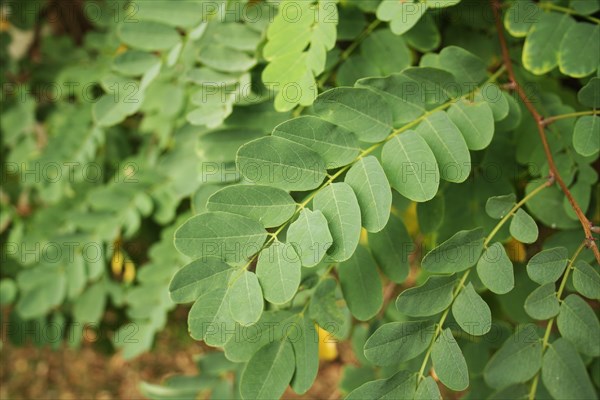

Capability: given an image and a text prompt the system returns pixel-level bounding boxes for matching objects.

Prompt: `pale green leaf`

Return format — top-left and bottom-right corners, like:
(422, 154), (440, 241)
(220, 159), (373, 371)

(364, 320), (435, 366)
(558, 23), (599, 78)
(483, 324), (542, 389)
(542, 338), (597, 400)
(228, 270), (264, 326)
(447, 99), (495, 150)
(452, 282), (492, 336)
(240, 340), (295, 400)
(556, 294), (600, 356)
(510, 209), (538, 244)
(313, 87), (393, 143)
(416, 111), (471, 183)
(526, 247), (568, 285)
(573, 116), (600, 157)
(422, 228), (485, 274)
(504, 0), (539, 38)
(431, 328), (469, 391)
(522, 12), (575, 75)
(237, 136), (327, 191)
(256, 242), (301, 305)
(476, 242), (515, 295)
(345, 156), (392, 233)
(376, 1), (427, 35)
(524, 283), (559, 320)
(273, 116), (359, 169)
(207, 185), (296, 228)
(290, 315), (319, 395)
(382, 131), (440, 202)
(169, 258), (234, 303)
(187, 287), (234, 346)
(313, 182), (362, 262)
(439, 46), (488, 85)
(572, 260), (600, 300)
(396, 274), (457, 317)
(485, 193), (516, 219)
(174, 212), (267, 263)
(415, 376), (442, 400)
(346, 370), (416, 400)
(287, 209), (332, 267)
(118, 21), (180, 51)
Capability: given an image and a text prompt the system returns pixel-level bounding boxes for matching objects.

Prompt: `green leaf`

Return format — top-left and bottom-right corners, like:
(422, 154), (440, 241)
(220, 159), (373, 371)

(476, 243), (515, 295)
(382, 131), (440, 202)
(572, 260), (600, 300)
(309, 278), (347, 336)
(273, 116), (360, 169)
(256, 242), (301, 305)
(573, 116), (600, 157)
(16, 269), (66, 319)
(556, 294), (600, 356)
(578, 77), (600, 108)
(313, 182), (362, 262)
(485, 193), (516, 219)
(396, 274), (457, 317)
(431, 328), (469, 391)
(439, 46), (488, 85)
(357, 73), (425, 125)
(422, 228), (485, 274)
(240, 340), (295, 400)
(207, 185), (296, 228)
(452, 283), (492, 336)
(187, 287), (234, 346)
(542, 338), (597, 400)
(504, 0), (539, 38)
(73, 282), (105, 324)
(338, 246), (383, 321)
(416, 111), (471, 183)
(404, 14), (441, 53)
(313, 87), (393, 143)
(368, 214), (413, 283)
(113, 51), (161, 77)
(414, 376), (442, 400)
(132, 1), (204, 28)
(169, 258), (233, 303)
(345, 156), (392, 233)
(287, 209), (332, 267)
(477, 86), (509, 121)
(346, 370), (416, 400)
(237, 136), (327, 191)
(417, 194), (445, 234)
(360, 29), (412, 75)
(483, 324), (543, 390)
(526, 247), (568, 285)
(223, 310), (292, 362)
(118, 21), (181, 51)
(558, 23), (599, 78)
(522, 12), (575, 75)
(228, 270), (263, 326)
(290, 315), (319, 395)
(524, 283), (559, 320)
(364, 320), (435, 366)
(509, 209), (538, 244)
(447, 99), (495, 150)
(376, 1), (427, 35)
(287, 208), (333, 267)
(174, 212), (267, 263)
(0, 278), (17, 305)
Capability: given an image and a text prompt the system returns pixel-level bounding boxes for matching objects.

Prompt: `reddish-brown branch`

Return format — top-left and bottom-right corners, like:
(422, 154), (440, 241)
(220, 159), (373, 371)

(490, 0), (600, 264)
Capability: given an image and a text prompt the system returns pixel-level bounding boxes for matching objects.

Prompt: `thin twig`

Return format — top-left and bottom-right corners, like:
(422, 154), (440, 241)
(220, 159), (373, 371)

(490, 0), (600, 265)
